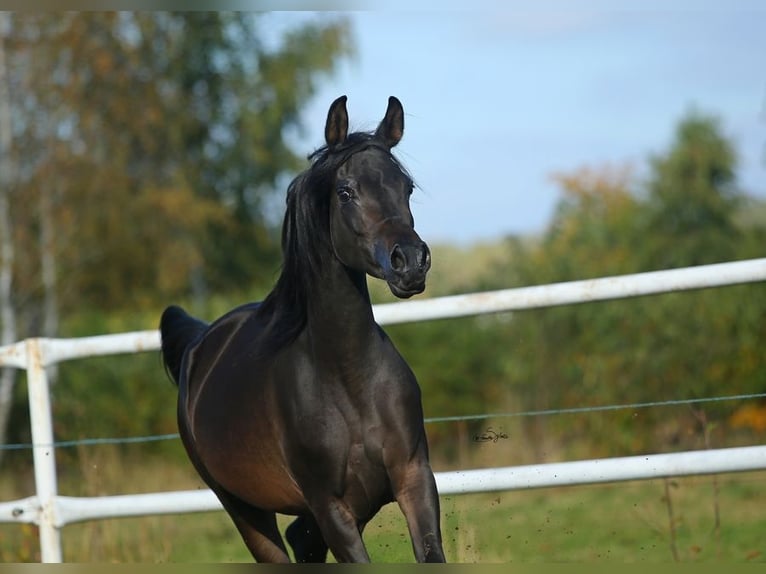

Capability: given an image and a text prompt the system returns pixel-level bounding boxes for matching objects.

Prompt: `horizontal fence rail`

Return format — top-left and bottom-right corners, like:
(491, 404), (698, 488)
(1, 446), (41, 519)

(1, 257), (765, 562)
(372, 256), (766, 324)
(3, 257), (766, 371)
(2, 445), (765, 528)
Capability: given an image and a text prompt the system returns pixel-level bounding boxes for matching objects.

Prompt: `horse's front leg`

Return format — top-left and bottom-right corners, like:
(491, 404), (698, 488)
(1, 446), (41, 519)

(390, 459), (446, 562)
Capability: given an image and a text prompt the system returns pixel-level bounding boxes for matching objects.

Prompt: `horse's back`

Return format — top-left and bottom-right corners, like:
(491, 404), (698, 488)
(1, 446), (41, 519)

(182, 301), (262, 378)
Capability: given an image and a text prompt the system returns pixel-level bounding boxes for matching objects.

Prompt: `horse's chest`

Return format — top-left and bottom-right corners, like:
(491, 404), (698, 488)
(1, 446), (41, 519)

(341, 439), (393, 515)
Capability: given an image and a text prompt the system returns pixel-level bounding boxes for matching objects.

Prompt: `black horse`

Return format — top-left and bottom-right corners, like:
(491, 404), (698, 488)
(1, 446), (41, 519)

(160, 96), (445, 562)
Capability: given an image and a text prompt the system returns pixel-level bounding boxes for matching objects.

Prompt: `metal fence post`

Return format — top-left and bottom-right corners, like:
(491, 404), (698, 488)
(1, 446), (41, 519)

(26, 338), (62, 563)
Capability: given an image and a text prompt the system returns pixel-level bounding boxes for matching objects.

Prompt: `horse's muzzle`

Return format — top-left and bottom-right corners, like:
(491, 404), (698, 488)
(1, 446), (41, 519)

(385, 240), (431, 298)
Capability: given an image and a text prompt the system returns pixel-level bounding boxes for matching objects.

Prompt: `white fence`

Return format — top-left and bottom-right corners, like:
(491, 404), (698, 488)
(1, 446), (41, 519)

(2, 257), (766, 563)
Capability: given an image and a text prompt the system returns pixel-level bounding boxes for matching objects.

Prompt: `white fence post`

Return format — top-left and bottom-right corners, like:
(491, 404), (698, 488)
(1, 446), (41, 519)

(25, 338), (62, 563)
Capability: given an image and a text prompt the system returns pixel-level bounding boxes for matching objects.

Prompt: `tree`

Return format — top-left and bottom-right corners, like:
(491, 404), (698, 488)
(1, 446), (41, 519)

(6, 13), (353, 321)
(498, 165), (648, 455)
(495, 114), (766, 455)
(0, 12), (354, 455)
(0, 12), (18, 461)
(644, 111), (740, 268)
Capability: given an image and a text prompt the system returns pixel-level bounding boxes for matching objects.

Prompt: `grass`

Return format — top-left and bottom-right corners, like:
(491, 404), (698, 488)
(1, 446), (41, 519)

(1, 442), (764, 563)
(362, 475), (766, 562)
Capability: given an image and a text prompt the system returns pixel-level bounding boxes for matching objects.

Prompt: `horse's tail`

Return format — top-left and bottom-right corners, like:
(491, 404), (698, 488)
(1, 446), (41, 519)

(159, 305), (207, 386)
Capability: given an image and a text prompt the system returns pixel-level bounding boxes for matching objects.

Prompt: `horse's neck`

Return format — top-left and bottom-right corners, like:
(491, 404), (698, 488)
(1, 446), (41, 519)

(305, 263), (378, 354)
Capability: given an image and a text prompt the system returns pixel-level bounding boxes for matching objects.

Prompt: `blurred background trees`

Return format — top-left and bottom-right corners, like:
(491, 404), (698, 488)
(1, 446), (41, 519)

(431, 111), (764, 458)
(5, 12), (352, 324)
(0, 12), (353, 458)
(0, 13), (764, 471)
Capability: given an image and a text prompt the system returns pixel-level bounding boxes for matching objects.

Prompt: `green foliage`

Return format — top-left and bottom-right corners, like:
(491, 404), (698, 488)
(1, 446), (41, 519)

(5, 13), (353, 327)
(645, 112), (740, 268)
(386, 316), (510, 447)
(492, 111), (766, 454)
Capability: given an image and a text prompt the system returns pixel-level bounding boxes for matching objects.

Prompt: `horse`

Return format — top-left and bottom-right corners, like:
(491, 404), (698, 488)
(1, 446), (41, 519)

(159, 95), (445, 563)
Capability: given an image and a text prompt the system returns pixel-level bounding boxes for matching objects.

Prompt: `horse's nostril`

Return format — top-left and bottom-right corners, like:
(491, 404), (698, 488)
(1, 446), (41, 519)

(390, 242), (430, 276)
(390, 244), (406, 274)
(420, 243), (431, 271)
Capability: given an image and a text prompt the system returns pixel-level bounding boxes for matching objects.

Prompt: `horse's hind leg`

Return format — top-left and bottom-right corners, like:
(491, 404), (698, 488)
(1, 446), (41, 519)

(176, 425), (290, 562)
(214, 489), (291, 562)
(286, 514), (329, 563)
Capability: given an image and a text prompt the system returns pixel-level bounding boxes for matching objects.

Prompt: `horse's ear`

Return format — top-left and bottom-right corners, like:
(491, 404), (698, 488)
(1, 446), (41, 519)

(375, 96), (404, 148)
(325, 95), (349, 148)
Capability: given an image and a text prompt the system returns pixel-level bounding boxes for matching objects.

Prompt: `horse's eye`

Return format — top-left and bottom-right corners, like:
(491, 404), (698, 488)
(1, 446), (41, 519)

(337, 188), (353, 204)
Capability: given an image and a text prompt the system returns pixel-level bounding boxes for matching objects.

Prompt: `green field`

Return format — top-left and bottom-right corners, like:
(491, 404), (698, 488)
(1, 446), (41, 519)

(1, 445), (764, 563)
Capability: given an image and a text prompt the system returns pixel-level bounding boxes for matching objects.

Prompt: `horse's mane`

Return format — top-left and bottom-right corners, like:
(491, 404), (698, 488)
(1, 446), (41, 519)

(255, 131), (412, 352)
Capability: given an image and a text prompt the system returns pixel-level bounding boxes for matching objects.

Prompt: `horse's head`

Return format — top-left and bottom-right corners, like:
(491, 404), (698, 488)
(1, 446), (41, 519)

(323, 96), (431, 299)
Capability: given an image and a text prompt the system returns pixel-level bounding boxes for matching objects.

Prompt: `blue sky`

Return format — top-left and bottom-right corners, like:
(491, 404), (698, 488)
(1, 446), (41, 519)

(284, 6), (765, 245)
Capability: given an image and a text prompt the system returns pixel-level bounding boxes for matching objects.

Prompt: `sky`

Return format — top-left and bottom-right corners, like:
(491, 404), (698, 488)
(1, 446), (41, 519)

(282, 5), (766, 245)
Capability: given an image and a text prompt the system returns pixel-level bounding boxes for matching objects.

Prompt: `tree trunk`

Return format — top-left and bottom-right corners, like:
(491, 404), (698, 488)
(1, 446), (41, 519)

(0, 13), (18, 464)
(39, 176), (59, 384)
